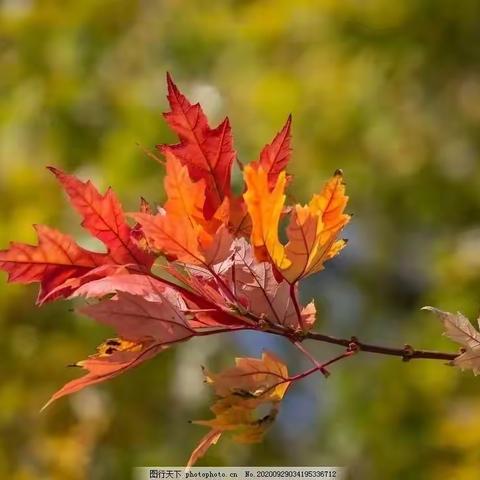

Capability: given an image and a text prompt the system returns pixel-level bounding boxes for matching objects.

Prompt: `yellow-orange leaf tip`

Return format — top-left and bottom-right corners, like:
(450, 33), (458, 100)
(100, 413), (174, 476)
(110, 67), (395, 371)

(243, 165), (350, 283)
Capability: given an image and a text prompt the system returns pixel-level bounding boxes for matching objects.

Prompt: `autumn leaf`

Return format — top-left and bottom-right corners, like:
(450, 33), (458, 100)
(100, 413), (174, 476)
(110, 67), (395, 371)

(48, 167), (153, 267)
(80, 292), (194, 342)
(423, 306), (480, 374)
(0, 170), (154, 303)
(447, 346), (480, 375)
(229, 116), (292, 237)
(202, 351), (290, 401)
(42, 338), (165, 411)
(159, 73), (235, 219)
(300, 300), (317, 331)
(132, 152), (232, 266)
(255, 114), (293, 191)
(67, 271), (166, 299)
(244, 165), (350, 283)
(243, 166), (289, 267)
(232, 240), (314, 330)
(43, 264), (130, 302)
(177, 238), (316, 331)
(43, 292), (195, 409)
(188, 351), (290, 466)
(0, 225), (112, 303)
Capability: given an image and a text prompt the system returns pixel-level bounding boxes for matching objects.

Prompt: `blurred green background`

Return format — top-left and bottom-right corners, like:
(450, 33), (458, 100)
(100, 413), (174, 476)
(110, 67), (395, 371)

(2, 0), (480, 478)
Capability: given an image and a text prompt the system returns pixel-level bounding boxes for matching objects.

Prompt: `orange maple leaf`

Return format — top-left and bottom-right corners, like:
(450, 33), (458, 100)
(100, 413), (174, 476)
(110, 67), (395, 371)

(229, 116), (293, 238)
(244, 165), (350, 283)
(132, 151), (231, 266)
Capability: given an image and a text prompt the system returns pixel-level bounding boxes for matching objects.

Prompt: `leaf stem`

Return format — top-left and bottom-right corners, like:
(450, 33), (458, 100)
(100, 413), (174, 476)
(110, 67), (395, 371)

(289, 283), (304, 330)
(288, 349), (355, 383)
(292, 341), (329, 377)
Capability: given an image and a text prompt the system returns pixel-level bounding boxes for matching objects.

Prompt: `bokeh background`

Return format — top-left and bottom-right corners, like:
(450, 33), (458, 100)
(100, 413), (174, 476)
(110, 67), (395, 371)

(2, 0), (480, 478)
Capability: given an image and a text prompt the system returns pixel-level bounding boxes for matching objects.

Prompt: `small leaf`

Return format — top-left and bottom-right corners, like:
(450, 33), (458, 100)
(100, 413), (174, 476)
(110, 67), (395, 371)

(422, 306), (480, 349)
(301, 301), (317, 330)
(204, 351), (290, 401)
(187, 352), (290, 466)
(423, 306), (480, 374)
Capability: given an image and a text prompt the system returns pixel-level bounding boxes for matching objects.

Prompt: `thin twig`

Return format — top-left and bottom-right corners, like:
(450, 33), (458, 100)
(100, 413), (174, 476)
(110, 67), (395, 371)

(289, 283), (304, 330)
(292, 341), (329, 377)
(288, 350), (356, 384)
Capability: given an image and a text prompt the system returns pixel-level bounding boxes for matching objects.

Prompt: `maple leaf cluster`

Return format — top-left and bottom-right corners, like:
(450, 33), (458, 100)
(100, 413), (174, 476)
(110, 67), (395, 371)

(0, 74), (351, 464)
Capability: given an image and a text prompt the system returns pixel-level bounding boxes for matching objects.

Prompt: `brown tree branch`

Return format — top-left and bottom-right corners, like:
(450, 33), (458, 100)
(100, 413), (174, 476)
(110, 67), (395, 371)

(303, 331), (458, 362)
(255, 322), (459, 362)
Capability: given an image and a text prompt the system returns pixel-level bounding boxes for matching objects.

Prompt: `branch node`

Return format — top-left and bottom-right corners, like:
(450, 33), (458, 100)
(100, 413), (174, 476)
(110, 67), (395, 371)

(347, 341), (360, 354)
(258, 315), (271, 331)
(288, 329), (307, 343)
(402, 344), (415, 362)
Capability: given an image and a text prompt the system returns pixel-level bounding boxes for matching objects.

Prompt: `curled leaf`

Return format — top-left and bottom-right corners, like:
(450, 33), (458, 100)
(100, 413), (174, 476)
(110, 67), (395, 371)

(188, 351), (290, 466)
(42, 339), (165, 411)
